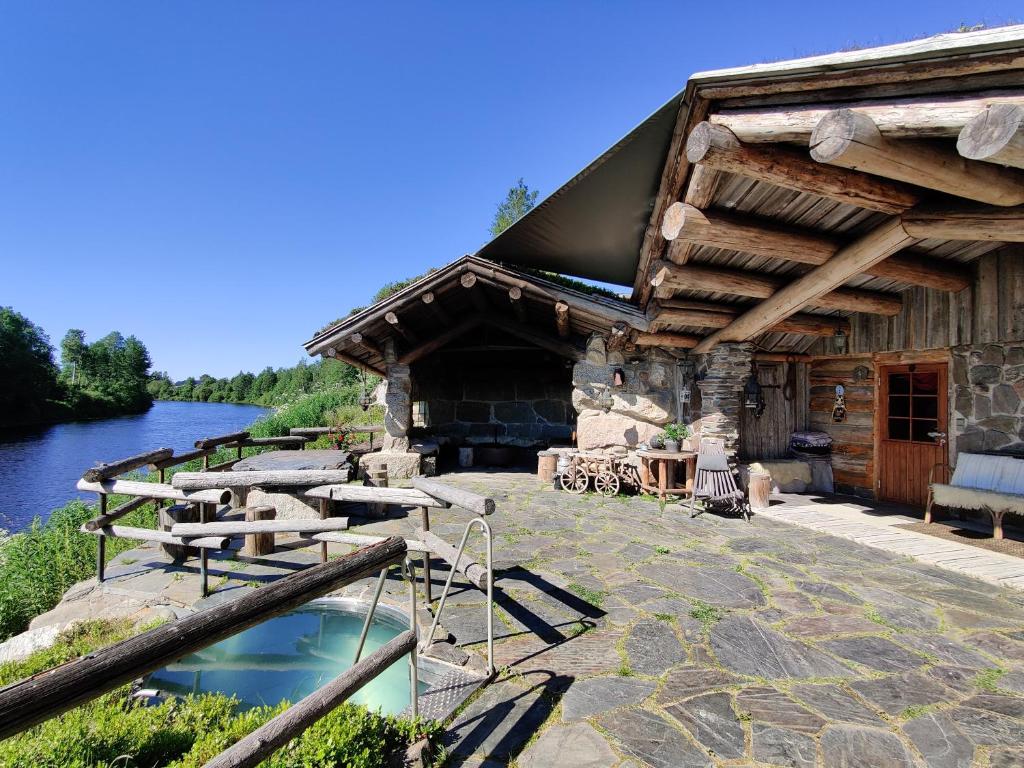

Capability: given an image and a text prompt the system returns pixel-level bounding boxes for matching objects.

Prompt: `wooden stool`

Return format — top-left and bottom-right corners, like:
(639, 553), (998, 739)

(242, 505), (277, 556)
(748, 472), (772, 511)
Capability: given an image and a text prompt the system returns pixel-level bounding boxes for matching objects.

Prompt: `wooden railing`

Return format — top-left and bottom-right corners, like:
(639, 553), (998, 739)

(0, 538), (420, 766)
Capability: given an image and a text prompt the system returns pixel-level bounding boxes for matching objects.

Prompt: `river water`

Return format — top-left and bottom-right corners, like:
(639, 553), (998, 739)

(0, 401), (270, 531)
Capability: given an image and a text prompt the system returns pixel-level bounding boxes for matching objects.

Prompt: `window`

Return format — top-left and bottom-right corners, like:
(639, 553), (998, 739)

(886, 370), (939, 443)
(412, 401), (428, 428)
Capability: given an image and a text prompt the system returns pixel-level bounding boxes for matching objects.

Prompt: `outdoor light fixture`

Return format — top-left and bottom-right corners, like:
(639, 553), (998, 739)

(358, 369), (372, 411)
(612, 368), (626, 387)
(744, 368), (765, 419)
(598, 385), (614, 413)
(833, 328), (848, 356)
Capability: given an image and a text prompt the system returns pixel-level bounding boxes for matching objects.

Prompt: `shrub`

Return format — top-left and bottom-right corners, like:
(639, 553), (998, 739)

(0, 500), (157, 641)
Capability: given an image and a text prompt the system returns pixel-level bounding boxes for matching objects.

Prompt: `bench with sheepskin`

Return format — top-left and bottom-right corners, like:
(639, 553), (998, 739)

(927, 453), (1024, 540)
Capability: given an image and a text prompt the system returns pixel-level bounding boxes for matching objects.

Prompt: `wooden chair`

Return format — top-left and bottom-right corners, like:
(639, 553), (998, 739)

(689, 438), (750, 522)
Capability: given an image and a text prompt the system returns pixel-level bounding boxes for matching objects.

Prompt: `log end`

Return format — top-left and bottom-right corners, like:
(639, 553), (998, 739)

(460, 272), (477, 288)
(809, 108), (874, 163)
(957, 103), (1024, 162)
(661, 201), (686, 241)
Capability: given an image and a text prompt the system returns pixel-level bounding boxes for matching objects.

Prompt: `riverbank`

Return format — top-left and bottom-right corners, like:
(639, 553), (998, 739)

(1, 395), (152, 429)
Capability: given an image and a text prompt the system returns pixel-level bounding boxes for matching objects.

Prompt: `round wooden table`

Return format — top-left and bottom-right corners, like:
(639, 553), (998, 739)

(637, 449), (697, 499)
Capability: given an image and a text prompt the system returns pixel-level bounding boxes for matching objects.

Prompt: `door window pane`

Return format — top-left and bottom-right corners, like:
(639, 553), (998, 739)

(912, 371), (938, 395)
(888, 418), (910, 440)
(912, 419), (939, 443)
(913, 396), (938, 419)
(889, 396), (910, 417)
(889, 374), (911, 395)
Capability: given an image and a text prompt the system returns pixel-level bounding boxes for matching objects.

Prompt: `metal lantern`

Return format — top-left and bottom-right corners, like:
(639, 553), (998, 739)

(358, 369), (372, 411)
(598, 385), (614, 413)
(833, 328), (848, 355)
(744, 370), (765, 419)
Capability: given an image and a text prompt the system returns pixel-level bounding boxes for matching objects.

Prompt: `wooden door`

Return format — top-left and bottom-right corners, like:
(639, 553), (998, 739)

(877, 363), (948, 508)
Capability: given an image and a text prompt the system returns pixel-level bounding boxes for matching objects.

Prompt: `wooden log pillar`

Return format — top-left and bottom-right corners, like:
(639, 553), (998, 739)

(366, 467), (388, 519)
(242, 505), (277, 557)
(159, 503), (200, 561)
(96, 494), (107, 583)
(200, 502), (215, 597)
(318, 498), (330, 564)
(554, 301), (570, 338)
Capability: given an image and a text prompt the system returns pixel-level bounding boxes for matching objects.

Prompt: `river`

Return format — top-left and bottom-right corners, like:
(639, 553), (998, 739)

(0, 401), (270, 531)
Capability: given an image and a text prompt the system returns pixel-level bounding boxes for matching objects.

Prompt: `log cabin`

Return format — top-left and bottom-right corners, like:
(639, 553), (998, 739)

(306, 25), (1024, 514)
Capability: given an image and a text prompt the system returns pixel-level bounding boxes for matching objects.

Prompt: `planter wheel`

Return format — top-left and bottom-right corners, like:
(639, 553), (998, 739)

(559, 467), (589, 494)
(594, 471), (620, 497)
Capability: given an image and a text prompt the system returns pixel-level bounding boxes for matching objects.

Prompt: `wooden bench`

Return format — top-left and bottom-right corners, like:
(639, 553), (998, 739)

(927, 452), (1024, 539)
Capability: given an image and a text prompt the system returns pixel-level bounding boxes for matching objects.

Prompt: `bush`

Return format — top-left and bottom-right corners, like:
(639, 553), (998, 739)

(0, 499), (157, 641)
(0, 620), (435, 768)
(249, 390), (383, 438)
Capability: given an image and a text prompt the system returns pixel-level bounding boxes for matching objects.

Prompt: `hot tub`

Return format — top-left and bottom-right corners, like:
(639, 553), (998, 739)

(145, 599), (426, 716)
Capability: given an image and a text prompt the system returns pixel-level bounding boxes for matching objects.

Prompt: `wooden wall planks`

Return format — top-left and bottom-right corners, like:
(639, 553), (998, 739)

(738, 362), (808, 460)
(808, 356), (876, 494)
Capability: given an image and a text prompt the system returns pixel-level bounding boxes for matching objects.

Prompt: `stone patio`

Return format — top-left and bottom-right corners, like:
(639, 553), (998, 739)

(26, 471), (1024, 767)
(378, 472), (1024, 768)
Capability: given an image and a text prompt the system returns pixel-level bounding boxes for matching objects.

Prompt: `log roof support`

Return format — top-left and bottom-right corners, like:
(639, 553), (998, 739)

(460, 271), (490, 313)
(349, 332), (384, 361)
(485, 315), (582, 361)
(650, 298), (850, 335)
(508, 286), (528, 322)
(325, 347), (386, 377)
(660, 202), (971, 292)
(902, 203), (1024, 242)
(384, 311), (418, 345)
(686, 121), (920, 213)
(809, 108), (1024, 206)
(420, 291), (452, 326)
(397, 316), (483, 366)
(957, 103), (1024, 170)
(650, 261), (903, 315)
(693, 217), (915, 353)
(554, 301), (571, 339)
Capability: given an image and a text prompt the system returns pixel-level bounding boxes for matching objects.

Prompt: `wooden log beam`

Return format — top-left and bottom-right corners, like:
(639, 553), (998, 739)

(324, 346), (386, 377)
(421, 290), (453, 326)
(304, 484), (448, 509)
(660, 202), (970, 292)
(665, 163), (722, 267)
(411, 476), (495, 515)
(0, 537), (407, 740)
(195, 432), (249, 450)
(385, 311), (418, 345)
(290, 425), (384, 437)
(810, 108), (1024, 207)
(686, 121), (919, 213)
(397, 315), (482, 366)
(554, 300), (571, 338)
(902, 203), (1024, 242)
(508, 285), (528, 322)
(650, 261), (902, 315)
(416, 529), (488, 589)
(226, 436), (311, 449)
(461, 271), (490, 312)
(171, 518), (349, 538)
(82, 448), (173, 482)
(349, 332), (385, 360)
(148, 448), (216, 472)
(82, 525), (230, 550)
(483, 315), (582, 361)
(651, 300), (850, 335)
(76, 478), (230, 505)
(633, 331), (701, 348)
(711, 91), (1024, 143)
(301, 531), (428, 553)
(957, 103), (1024, 170)
(693, 217), (915, 353)
(82, 495), (155, 532)
(172, 469), (354, 491)
(202, 631), (416, 768)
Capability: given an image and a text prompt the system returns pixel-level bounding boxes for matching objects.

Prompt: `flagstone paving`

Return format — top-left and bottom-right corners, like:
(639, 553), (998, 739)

(363, 471), (1024, 768)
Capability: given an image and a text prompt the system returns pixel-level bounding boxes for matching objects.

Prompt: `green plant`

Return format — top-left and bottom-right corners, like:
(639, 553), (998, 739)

(617, 662), (633, 677)
(654, 545), (671, 555)
(689, 599), (723, 633)
(653, 613), (674, 623)
(661, 423), (690, 442)
(567, 582), (605, 608)
(974, 667), (1006, 692)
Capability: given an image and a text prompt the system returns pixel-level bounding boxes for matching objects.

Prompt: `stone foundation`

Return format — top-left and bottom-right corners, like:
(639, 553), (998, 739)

(697, 342), (754, 454)
(952, 341), (1024, 454)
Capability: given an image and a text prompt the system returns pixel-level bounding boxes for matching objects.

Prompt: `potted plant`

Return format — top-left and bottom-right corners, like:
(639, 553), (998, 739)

(661, 423), (689, 453)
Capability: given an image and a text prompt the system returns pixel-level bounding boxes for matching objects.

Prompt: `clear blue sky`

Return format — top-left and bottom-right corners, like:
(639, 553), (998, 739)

(2, 2), (1018, 380)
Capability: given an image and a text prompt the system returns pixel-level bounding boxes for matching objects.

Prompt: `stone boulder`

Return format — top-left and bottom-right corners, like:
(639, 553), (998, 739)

(576, 409), (662, 450)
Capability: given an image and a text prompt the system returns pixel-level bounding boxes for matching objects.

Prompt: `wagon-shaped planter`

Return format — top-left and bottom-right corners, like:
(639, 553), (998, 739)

(558, 451), (642, 497)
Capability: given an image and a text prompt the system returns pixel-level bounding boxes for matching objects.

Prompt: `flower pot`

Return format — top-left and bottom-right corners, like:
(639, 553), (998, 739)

(664, 439), (680, 453)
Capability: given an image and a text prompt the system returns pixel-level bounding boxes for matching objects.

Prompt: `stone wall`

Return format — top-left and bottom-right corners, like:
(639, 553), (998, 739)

(952, 342), (1024, 455)
(572, 335), (690, 451)
(697, 342), (754, 454)
(411, 345), (573, 448)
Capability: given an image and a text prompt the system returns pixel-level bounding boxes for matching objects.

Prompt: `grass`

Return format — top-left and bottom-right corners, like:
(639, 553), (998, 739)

(617, 662), (633, 677)
(653, 612), (675, 623)
(689, 599), (723, 633)
(654, 545), (671, 555)
(974, 667), (1006, 692)
(0, 619), (437, 768)
(567, 582), (605, 608)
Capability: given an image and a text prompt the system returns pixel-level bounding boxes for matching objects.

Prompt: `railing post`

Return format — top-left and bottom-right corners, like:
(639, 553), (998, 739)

(318, 498), (330, 563)
(405, 558), (419, 719)
(419, 506), (432, 606)
(96, 494), (107, 583)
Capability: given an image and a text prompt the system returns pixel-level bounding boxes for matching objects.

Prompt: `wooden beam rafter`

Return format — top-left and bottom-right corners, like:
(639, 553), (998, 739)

(692, 217), (915, 353)
(508, 286), (528, 322)
(397, 316), (483, 366)
(809, 108), (1024, 207)
(348, 332), (384, 361)
(650, 261), (903, 315)
(484, 316), (582, 361)
(686, 121), (919, 213)
(460, 271), (490, 313)
(384, 311), (418, 345)
(902, 203), (1024, 242)
(660, 202), (972, 292)
(650, 298), (850, 336)
(420, 291), (452, 325)
(324, 347), (386, 377)
(554, 301), (571, 339)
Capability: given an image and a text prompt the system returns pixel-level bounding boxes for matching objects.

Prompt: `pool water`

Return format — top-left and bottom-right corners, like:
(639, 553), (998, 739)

(146, 601), (423, 715)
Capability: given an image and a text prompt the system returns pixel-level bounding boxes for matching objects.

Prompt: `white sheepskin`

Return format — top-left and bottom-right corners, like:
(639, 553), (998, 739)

(748, 461), (813, 493)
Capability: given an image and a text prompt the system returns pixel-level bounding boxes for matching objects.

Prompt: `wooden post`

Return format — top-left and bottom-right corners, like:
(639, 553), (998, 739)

(748, 472), (771, 510)
(420, 506), (432, 606)
(367, 467), (388, 519)
(318, 498), (330, 563)
(243, 506), (277, 557)
(200, 502), (213, 597)
(96, 495), (107, 583)
(159, 503), (200, 561)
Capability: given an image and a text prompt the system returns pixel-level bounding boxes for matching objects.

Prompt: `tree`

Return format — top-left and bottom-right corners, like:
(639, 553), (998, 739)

(0, 307), (59, 424)
(59, 329), (88, 386)
(489, 178), (538, 237)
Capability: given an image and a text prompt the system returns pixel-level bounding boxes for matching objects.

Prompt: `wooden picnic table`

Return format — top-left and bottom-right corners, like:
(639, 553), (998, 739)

(637, 449), (697, 500)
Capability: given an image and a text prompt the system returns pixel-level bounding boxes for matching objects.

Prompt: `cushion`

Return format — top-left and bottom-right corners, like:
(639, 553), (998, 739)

(951, 453), (1024, 495)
